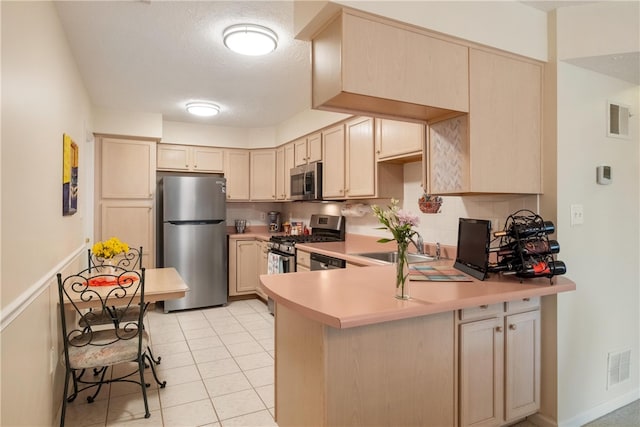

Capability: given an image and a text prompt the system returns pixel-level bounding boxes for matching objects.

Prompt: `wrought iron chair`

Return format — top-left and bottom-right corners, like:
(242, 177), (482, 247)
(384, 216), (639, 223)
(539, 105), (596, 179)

(85, 247), (162, 366)
(57, 266), (165, 427)
(88, 246), (143, 272)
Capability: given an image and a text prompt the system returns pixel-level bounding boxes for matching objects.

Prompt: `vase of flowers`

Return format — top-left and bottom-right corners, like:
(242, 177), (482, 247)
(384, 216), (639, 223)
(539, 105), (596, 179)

(372, 199), (420, 300)
(92, 237), (129, 274)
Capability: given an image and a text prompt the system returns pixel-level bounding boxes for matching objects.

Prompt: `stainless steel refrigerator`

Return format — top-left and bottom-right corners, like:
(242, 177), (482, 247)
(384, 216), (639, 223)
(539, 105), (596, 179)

(160, 175), (227, 312)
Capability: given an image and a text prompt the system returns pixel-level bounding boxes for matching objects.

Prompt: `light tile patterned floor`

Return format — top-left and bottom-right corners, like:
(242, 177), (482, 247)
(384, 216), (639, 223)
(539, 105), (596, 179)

(63, 299), (278, 427)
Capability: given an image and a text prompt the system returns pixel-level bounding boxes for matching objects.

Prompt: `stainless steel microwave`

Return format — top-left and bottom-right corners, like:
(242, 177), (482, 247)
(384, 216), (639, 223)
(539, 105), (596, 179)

(290, 162), (322, 201)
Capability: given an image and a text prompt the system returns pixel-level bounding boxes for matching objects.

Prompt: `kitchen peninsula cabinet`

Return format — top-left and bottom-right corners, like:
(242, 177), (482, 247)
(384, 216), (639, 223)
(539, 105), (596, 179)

(276, 304), (455, 426)
(224, 149), (250, 201)
(261, 263), (574, 427)
(293, 132), (322, 166)
(276, 143), (295, 200)
(375, 118), (424, 161)
(426, 49), (543, 195)
(157, 143), (224, 173)
(95, 136), (156, 267)
(459, 299), (541, 427)
(311, 9), (468, 122)
(250, 149), (277, 201)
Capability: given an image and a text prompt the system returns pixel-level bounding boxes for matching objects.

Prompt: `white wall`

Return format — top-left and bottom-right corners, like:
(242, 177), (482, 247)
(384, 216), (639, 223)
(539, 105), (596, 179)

(161, 120), (248, 147)
(556, 62), (639, 425)
(1, 1), (93, 425)
(93, 107), (163, 139)
(556, 1), (639, 60)
(549, 3), (640, 425)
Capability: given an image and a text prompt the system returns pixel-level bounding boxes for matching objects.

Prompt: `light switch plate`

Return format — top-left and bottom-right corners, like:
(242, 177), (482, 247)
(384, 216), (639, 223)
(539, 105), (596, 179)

(570, 204), (584, 226)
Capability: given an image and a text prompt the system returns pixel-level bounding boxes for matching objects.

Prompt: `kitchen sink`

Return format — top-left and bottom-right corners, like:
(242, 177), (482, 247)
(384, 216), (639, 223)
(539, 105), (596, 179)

(352, 251), (438, 264)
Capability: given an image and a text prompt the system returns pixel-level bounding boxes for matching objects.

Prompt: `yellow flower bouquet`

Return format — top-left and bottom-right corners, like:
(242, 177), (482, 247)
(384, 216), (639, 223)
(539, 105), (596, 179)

(92, 237), (129, 259)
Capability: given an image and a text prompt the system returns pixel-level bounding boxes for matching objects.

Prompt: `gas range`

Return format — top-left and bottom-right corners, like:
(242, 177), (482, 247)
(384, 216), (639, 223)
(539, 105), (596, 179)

(267, 214), (345, 256)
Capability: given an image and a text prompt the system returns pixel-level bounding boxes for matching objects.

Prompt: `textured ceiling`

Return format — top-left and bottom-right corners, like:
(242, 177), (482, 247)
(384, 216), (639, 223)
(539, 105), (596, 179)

(55, 1), (311, 128)
(55, 1), (638, 129)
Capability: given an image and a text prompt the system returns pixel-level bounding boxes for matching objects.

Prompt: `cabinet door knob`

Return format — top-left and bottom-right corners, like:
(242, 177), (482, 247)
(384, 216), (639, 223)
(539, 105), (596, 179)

(509, 324), (517, 330)
(495, 326), (503, 333)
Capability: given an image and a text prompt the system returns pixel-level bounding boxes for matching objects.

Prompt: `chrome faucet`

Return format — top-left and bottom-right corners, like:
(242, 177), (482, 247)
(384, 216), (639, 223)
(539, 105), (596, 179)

(435, 242), (441, 260)
(411, 233), (425, 254)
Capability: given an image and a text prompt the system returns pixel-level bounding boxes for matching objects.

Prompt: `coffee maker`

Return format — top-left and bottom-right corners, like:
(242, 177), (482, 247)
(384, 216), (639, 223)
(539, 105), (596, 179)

(268, 211), (281, 233)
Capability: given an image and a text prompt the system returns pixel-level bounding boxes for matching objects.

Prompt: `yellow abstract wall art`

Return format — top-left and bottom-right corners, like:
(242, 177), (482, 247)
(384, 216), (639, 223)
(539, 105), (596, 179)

(62, 133), (78, 216)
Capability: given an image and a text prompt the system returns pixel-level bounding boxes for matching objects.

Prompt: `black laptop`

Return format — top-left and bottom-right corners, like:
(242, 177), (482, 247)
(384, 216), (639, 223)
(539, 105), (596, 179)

(453, 218), (492, 281)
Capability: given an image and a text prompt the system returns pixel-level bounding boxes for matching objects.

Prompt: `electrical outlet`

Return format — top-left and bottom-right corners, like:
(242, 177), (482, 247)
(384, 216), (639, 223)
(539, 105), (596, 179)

(260, 212), (266, 221)
(570, 204), (584, 226)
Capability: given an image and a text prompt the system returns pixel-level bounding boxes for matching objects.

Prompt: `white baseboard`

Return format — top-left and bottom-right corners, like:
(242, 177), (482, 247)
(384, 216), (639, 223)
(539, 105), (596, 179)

(529, 412), (558, 427)
(559, 388), (640, 427)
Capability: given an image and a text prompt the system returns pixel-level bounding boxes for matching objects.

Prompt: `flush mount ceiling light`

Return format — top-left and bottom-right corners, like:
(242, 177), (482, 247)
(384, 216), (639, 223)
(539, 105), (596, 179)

(223, 24), (278, 56)
(186, 102), (220, 117)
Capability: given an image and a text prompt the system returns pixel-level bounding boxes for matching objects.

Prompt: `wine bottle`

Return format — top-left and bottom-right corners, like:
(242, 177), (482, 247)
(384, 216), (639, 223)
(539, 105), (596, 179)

(494, 220), (555, 238)
(515, 260), (567, 278)
(490, 239), (560, 257)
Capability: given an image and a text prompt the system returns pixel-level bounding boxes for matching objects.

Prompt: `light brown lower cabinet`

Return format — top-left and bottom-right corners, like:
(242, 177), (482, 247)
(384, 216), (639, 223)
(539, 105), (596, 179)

(296, 249), (311, 272)
(228, 239), (259, 296)
(458, 300), (541, 427)
(275, 305), (456, 427)
(229, 238), (270, 299)
(256, 241), (269, 300)
(274, 297), (541, 427)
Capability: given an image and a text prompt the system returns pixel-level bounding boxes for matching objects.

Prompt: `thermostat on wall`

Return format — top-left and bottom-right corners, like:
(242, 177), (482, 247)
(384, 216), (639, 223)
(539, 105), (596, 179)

(597, 166), (612, 185)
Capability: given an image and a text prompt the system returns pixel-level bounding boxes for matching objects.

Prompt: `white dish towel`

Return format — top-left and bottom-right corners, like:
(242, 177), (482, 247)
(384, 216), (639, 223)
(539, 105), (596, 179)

(267, 252), (283, 274)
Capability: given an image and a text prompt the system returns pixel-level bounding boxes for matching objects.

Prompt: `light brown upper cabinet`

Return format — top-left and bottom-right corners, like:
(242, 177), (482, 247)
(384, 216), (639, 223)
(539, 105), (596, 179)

(250, 149), (277, 201)
(322, 123), (347, 199)
(157, 144), (224, 173)
(425, 49), (543, 194)
(375, 118), (425, 162)
(323, 116), (403, 200)
(311, 9), (469, 122)
(96, 136), (156, 267)
(224, 149), (250, 201)
(276, 143), (295, 200)
(293, 132), (322, 166)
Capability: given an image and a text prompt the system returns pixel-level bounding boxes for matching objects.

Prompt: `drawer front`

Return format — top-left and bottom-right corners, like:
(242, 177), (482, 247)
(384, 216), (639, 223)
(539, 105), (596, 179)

(297, 250), (311, 268)
(506, 296), (540, 313)
(460, 303), (503, 321)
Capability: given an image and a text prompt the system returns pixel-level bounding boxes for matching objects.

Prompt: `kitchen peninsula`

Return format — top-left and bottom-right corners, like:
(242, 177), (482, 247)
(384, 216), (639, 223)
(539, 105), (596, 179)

(260, 248), (576, 427)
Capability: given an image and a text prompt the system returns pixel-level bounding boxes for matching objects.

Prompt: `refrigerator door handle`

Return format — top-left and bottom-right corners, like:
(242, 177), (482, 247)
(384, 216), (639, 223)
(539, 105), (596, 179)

(168, 220), (225, 225)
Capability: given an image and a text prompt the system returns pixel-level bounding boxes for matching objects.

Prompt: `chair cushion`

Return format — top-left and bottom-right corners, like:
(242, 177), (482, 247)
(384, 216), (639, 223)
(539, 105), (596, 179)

(67, 329), (149, 369)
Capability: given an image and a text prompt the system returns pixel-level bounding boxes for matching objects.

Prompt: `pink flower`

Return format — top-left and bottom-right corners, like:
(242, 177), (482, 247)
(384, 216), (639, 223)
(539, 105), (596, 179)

(397, 210), (420, 227)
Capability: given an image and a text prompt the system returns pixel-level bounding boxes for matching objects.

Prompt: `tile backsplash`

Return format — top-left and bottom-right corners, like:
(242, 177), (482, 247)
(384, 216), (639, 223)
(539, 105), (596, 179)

(227, 162), (538, 246)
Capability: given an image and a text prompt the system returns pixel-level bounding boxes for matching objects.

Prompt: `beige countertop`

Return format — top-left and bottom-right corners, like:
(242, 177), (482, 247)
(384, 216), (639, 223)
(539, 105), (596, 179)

(258, 234), (576, 329)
